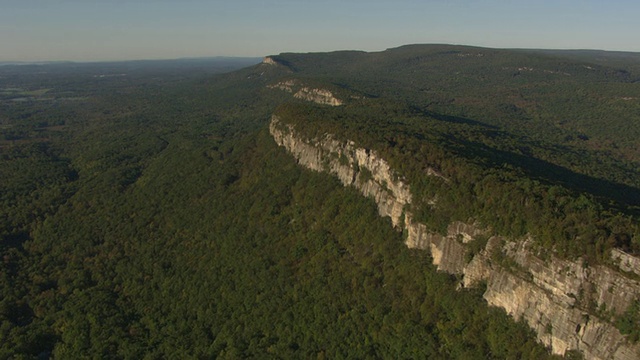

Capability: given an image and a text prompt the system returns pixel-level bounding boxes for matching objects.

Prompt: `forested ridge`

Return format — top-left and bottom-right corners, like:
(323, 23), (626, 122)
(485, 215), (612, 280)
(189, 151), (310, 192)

(268, 44), (640, 259)
(274, 100), (640, 260)
(1, 46), (639, 358)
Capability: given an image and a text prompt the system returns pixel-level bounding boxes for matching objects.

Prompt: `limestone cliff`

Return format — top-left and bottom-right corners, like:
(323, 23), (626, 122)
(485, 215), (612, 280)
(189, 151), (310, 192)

(293, 87), (343, 106)
(269, 115), (640, 360)
(267, 79), (343, 106)
(262, 56), (279, 66)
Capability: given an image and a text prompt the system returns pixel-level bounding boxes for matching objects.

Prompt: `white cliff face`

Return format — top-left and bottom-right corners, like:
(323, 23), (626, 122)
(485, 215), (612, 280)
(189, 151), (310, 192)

(465, 240), (640, 359)
(262, 56), (278, 65)
(611, 249), (640, 277)
(270, 116), (409, 225)
(269, 116), (640, 360)
(293, 87), (343, 106)
(267, 80), (343, 106)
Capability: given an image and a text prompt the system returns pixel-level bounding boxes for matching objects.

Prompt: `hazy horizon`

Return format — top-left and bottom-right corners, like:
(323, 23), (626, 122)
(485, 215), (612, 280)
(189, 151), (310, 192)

(0, 56), (264, 65)
(2, 0), (640, 62)
(3, 44), (640, 65)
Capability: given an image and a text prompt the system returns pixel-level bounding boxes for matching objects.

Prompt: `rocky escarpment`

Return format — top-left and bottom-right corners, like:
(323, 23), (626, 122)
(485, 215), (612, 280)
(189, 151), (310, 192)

(262, 56), (279, 66)
(270, 116), (640, 360)
(267, 79), (343, 106)
(293, 87), (343, 106)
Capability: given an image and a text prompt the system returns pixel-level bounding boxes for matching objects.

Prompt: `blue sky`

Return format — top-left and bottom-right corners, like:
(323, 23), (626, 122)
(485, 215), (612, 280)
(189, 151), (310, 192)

(1, 0), (639, 61)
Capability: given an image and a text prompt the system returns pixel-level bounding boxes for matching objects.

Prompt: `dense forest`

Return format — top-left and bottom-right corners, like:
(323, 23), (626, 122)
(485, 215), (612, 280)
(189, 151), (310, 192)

(1, 46), (639, 358)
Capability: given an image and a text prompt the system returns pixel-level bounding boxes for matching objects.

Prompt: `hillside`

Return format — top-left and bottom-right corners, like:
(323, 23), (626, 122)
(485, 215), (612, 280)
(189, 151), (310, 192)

(263, 45), (640, 358)
(1, 46), (639, 358)
(264, 45), (640, 251)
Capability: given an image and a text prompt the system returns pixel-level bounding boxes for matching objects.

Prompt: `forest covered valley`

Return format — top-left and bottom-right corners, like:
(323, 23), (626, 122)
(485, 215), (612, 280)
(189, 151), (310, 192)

(1, 45), (640, 359)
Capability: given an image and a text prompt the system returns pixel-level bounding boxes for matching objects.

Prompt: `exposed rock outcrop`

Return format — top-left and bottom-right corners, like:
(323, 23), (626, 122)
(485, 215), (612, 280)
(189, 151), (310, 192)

(293, 87), (343, 106)
(266, 80), (298, 93)
(612, 249), (640, 277)
(262, 56), (278, 65)
(270, 115), (640, 360)
(267, 80), (343, 106)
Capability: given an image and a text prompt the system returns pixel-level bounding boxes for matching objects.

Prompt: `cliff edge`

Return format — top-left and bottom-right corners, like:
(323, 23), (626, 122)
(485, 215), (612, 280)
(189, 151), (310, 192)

(270, 115), (640, 360)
